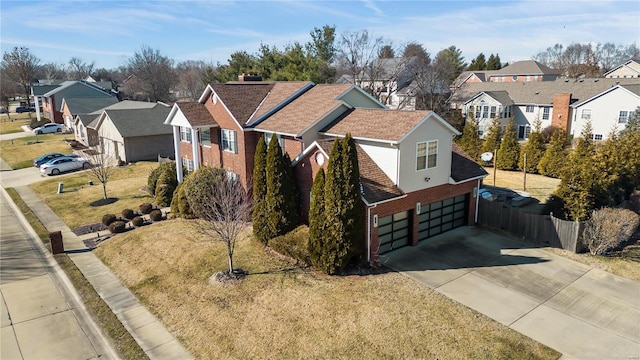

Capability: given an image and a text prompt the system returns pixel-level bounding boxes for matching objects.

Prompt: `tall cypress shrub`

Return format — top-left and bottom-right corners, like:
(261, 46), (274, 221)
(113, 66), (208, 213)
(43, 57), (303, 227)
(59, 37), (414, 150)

(265, 136), (299, 241)
(496, 118), (520, 170)
(481, 117), (502, 165)
(518, 120), (546, 173)
(252, 136), (269, 244)
(456, 113), (482, 163)
(308, 168), (325, 268)
(341, 134), (365, 265)
(322, 139), (346, 274)
(538, 128), (568, 178)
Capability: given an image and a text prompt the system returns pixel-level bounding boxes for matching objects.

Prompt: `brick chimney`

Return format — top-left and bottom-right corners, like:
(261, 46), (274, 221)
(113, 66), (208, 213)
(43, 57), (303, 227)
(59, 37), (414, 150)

(238, 73), (262, 82)
(552, 93), (571, 133)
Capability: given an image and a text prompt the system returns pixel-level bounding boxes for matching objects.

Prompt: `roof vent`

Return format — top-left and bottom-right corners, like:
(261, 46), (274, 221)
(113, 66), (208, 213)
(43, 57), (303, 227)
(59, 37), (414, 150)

(535, 91), (539, 95)
(564, 79), (569, 82)
(594, 79), (599, 82)
(579, 79), (584, 82)
(238, 73), (262, 82)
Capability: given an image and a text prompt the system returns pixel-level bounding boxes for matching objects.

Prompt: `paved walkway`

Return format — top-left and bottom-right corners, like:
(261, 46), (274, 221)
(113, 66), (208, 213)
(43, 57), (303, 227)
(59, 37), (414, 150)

(383, 226), (640, 360)
(6, 185), (193, 359)
(0, 187), (119, 360)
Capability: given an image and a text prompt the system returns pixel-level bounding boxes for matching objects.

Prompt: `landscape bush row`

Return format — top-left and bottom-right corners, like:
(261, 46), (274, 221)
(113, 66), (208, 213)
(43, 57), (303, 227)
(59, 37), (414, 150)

(101, 203), (164, 233)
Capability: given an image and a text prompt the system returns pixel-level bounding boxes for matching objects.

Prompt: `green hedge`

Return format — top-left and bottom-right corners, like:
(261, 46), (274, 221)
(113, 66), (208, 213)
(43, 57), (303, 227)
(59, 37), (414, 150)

(268, 226), (310, 265)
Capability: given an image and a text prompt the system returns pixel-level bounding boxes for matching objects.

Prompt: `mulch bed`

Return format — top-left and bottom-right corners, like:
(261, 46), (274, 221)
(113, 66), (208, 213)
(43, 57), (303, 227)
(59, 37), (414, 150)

(73, 222), (108, 236)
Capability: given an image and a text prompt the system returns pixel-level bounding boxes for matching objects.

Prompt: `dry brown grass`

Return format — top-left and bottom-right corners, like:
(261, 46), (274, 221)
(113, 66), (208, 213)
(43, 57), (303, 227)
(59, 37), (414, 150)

(0, 115), (30, 134)
(95, 220), (559, 360)
(29, 162), (157, 229)
(0, 133), (75, 168)
(483, 167), (561, 203)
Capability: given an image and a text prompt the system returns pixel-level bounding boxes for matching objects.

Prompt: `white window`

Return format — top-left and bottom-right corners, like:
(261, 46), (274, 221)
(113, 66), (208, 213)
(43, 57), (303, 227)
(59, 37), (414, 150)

(525, 105), (534, 113)
(526, 75), (531, 82)
(200, 128), (211, 147)
(482, 106), (489, 119)
(518, 125), (531, 139)
(180, 127), (191, 143)
(182, 157), (194, 173)
(264, 132), (284, 152)
(221, 129), (237, 153)
(581, 109), (591, 120)
(226, 170), (239, 182)
(477, 125), (485, 137)
(490, 106), (496, 118)
(542, 107), (551, 120)
(591, 134), (603, 141)
(416, 140), (437, 170)
(619, 110), (630, 123)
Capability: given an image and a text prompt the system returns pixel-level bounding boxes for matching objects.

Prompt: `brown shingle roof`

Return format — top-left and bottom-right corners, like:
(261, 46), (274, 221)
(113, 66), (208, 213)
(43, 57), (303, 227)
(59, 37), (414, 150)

(316, 139), (405, 204)
(254, 84), (353, 134)
(451, 143), (488, 182)
(176, 102), (218, 127)
(211, 83), (274, 126)
(250, 82), (313, 122)
(322, 108), (433, 142)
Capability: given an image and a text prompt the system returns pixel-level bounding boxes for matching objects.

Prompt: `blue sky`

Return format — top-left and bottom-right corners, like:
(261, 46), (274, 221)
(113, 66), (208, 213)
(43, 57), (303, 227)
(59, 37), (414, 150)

(1, 0), (639, 70)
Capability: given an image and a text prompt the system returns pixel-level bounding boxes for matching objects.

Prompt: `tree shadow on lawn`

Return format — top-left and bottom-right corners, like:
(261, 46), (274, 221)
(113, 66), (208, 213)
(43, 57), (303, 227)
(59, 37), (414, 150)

(89, 197), (118, 207)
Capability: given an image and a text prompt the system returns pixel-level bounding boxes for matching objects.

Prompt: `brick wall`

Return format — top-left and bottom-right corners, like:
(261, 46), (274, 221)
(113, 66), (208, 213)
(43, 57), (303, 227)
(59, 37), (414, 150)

(367, 180), (478, 263)
(293, 148), (327, 223)
(552, 93), (571, 132)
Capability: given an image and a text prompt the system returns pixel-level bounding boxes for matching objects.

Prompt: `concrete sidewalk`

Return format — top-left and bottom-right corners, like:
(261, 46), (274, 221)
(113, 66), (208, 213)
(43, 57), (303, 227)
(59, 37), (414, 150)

(1, 186), (119, 360)
(11, 185), (193, 360)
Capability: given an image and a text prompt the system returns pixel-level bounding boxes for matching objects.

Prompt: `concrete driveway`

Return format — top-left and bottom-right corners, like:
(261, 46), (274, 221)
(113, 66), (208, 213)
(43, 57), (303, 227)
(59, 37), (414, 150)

(382, 226), (640, 360)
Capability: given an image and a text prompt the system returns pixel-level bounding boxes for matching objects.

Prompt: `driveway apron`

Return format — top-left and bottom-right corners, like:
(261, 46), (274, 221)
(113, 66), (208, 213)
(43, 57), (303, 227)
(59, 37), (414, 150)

(382, 226), (640, 360)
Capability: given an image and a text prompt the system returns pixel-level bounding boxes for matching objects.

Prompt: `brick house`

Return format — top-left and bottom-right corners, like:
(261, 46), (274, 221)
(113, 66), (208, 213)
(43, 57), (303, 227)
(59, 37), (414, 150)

(164, 78), (488, 264)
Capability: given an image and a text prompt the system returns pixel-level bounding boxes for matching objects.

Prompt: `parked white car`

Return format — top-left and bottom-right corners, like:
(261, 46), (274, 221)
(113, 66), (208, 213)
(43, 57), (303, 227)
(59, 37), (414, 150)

(32, 123), (64, 134)
(40, 157), (91, 175)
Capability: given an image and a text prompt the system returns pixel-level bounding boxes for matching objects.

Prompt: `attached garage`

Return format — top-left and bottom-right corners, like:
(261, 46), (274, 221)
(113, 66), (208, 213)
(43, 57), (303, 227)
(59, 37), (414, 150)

(418, 194), (469, 241)
(378, 211), (412, 254)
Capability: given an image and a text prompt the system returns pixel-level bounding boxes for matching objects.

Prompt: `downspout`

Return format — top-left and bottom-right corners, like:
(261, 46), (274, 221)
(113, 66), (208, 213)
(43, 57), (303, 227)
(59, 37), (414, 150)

(172, 126), (183, 183)
(475, 178), (481, 224)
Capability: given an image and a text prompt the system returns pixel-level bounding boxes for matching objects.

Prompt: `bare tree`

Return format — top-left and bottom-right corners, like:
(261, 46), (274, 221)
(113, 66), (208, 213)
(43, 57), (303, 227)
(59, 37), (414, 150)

(38, 62), (67, 80)
(175, 60), (207, 101)
(1, 47), (40, 106)
(0, 80), (17, 119)
(335, 30), (383, 88)
(85, 146), (116, 200)
(184, 167), (251, 274)
(583, 208), (639, 256)
(127, 46), (178, 102)
(67, 57), (95, 80)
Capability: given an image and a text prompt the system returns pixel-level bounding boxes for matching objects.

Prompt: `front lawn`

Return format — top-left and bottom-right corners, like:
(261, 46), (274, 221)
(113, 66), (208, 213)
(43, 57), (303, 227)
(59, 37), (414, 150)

(482, 167), (560, 203)
(0, 115), (30, 134)
(0, 133), (74, 169)
(95, 220), (559, 360)
(29, 161), (157, 229)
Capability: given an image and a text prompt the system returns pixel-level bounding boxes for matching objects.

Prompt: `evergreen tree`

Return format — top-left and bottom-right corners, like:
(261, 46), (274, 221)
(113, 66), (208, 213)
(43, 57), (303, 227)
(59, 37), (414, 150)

(496, 118), (520, 170)
(481, 117), (502, 165)
(486, 54), (502, 70)
(592, 131), (624, 208)
(340, 134), (365, 265)
(538, 127), (568, 178)
(265, 135), (299, 241)
(308, 168), (325, 268)
(252, 136), (269, 244)
(518, 120), (546, 173)
(322, 140), (347, 274)
(554, 122), (596, 221)
(456, 113), (482, 162)
(468, 53), (486, 71)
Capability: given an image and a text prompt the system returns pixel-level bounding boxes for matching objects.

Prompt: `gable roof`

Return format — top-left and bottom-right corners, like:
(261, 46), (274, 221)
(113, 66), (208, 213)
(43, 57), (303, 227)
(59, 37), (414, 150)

(604, 59), (640, 77)
(450, 143), (489, 183)
(248, 82), (314, 124)
(32, 84), (61, 96)
(452, 77), (640, 105)
(322, 108), (458, 143)
(491, 60), (560, 76)
(572, 84), (640, 108)
(254, 84), (353, 135)
(61, 97), (119, 115)
(209, 83), (275, 126)
(94, 103), (172, 137)
(464, 90), (514, 106)
(42, 80), (114, 109)
(313, 139), (405, 204)
(174, 101), (217, 127)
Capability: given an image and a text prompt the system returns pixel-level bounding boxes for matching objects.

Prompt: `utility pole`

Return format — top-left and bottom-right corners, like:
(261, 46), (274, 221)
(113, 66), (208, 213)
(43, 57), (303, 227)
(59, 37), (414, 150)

(493, 148), (497, 186)
(523, 153), (527, 192)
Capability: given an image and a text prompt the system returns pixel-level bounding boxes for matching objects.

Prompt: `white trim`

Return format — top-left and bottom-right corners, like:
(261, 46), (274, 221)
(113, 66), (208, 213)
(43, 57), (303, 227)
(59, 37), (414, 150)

(571, 85), (640, 109)
(448, 174), (488, 185)
(291, 140), (330, 166)
(246, 82), (315, 126)
(336, 84), (388, 109)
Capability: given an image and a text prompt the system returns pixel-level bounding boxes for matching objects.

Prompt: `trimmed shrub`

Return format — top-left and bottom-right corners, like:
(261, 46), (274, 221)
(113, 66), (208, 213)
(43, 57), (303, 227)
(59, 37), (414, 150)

(154, 170), (177, 207)
(147, 162), (176, 196)
(131, 216), (144, 227)
(102, 214), (117, 226)
(149, 209), (163, 221)
(139, 203), (153, 214)
(171, 182), (194, 219)
(108, 221), (126, 234)
(121, 208), (136, 220)
(583, 208), (639, 256)
(269, 226), (310, 264)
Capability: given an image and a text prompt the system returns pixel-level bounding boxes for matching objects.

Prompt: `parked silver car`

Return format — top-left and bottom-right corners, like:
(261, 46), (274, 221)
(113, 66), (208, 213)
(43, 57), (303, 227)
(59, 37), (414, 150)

(40, 157), (91, 175)
(32, 123), (64, 134)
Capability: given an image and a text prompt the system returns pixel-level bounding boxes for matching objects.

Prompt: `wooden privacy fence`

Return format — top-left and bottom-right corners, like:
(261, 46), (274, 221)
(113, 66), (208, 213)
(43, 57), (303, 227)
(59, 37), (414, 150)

(478, 199), (585, 252)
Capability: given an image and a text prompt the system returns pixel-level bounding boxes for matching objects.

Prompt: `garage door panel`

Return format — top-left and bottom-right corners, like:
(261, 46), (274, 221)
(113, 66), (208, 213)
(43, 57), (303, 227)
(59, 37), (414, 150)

(378, 211), (411, 254)
(419, 194), (469, 242)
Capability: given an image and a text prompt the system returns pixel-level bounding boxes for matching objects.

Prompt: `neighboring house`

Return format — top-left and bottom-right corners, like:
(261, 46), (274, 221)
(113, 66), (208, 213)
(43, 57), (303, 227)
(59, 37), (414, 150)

(453, 77), (640, 140)
(88, 101), (173, 163)
(604, 59), (640, 79)
(164, 78), (488, 264)
(450, 60), (561, 93)
(62, 97), (119, 132)
(35, 80), (116, 124)
(571, 84), (640, 140)
(336, 57), (418, 110)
